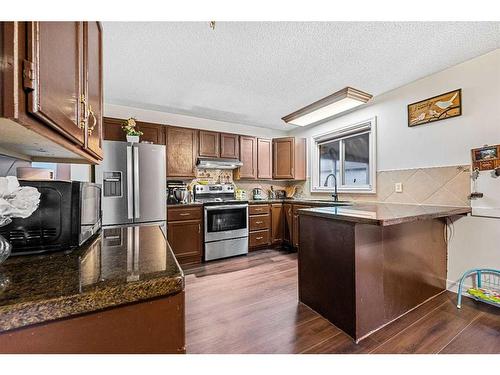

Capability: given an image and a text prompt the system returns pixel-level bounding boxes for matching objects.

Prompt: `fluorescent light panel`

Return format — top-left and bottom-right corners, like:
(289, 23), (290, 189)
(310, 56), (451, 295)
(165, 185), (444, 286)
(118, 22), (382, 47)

(282, 87), (372, 126)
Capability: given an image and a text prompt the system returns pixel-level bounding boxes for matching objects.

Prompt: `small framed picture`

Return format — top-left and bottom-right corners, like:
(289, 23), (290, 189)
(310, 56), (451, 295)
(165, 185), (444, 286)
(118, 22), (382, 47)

(407, 89), (462, 127)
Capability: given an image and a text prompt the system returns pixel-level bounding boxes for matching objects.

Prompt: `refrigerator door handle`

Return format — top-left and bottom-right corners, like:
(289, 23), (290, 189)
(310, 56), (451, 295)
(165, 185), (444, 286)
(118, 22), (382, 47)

(126, 145), (134, 219)
(133, 145), (140, 219)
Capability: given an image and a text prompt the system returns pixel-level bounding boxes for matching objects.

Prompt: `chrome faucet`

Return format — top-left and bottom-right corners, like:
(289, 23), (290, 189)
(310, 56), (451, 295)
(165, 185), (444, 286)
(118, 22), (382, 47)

(324, 173), (338, 202)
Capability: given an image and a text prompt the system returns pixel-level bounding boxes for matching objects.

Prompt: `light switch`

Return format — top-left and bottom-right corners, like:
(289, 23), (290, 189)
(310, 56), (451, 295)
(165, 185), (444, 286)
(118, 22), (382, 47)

(395, 182), (403, 193)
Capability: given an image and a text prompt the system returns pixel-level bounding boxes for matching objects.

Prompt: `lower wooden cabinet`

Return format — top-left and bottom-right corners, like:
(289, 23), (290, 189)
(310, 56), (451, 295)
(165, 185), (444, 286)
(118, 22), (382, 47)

(167, 206), (203, 265)
(248, 204), (271, 250)
(283, 203), (293, 245)
(271, 203), (284, 245)
(249, 230), (270, 248)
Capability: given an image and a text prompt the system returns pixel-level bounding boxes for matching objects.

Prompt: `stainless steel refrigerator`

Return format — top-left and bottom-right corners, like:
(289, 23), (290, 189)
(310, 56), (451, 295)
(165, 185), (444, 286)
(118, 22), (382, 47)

(95, 141), (166, 227)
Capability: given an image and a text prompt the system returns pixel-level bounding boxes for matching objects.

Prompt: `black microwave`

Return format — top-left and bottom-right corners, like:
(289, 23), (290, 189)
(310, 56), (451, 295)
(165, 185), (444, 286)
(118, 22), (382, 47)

(0, 180), (102, 255)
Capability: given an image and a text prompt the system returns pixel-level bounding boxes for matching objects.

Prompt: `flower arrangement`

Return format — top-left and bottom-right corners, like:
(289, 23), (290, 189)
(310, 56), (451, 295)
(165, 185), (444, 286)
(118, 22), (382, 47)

(121, 117), (143, 137)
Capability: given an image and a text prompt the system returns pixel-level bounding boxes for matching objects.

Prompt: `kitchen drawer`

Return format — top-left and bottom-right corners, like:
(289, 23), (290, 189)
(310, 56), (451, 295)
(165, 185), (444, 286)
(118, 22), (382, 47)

(167, 207), (202, 222)
(249, 229), (270, 247)
(249, 204), (270, 215)
(249, 214), (270, 231)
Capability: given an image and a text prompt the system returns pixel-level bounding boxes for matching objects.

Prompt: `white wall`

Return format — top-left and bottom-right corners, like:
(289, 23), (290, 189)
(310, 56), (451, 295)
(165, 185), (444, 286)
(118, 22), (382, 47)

(105, 103), (287, 138)
(70, 164), (91, 182)
(289, 49), (500, 172)
(289, 49), (500, 292)
(447, 216), (500, 292)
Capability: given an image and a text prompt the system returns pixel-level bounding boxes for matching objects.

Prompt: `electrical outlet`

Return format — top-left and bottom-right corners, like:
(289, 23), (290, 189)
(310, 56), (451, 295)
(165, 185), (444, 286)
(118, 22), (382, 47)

(395, 182), (403, 193)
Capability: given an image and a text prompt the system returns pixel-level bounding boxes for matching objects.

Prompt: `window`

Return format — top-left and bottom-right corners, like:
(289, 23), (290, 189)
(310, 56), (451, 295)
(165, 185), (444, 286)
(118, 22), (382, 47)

(311, 117), (376, 193)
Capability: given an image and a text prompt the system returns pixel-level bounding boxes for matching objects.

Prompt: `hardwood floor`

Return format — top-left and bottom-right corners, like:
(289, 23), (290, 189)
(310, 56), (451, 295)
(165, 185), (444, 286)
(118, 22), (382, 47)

(184, 249), (500, 354)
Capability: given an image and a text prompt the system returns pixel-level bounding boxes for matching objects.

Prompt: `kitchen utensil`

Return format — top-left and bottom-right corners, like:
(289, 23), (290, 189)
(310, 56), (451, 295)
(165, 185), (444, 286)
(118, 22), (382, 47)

(252, 188), (265, 200)
(174, 188), (189, 204)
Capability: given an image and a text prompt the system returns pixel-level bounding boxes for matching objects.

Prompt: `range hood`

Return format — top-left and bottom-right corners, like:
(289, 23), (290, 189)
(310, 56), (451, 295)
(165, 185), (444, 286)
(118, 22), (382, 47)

(196, 157), (243, 170)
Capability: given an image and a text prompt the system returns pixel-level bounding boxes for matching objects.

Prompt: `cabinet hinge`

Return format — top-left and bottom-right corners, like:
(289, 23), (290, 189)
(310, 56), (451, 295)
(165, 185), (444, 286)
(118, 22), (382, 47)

(22, 59), (35, 91)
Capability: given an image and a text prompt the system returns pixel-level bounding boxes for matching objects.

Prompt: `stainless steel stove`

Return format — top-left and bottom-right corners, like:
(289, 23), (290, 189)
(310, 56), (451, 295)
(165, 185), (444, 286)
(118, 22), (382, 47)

(194, 184), (248, 261)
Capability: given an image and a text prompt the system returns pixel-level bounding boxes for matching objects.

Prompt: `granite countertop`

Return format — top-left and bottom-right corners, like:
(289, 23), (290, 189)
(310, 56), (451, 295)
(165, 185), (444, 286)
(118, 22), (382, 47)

(0, 224), (184, 333)
(247, 198), (351, 206)
(298, 202), (471, 226)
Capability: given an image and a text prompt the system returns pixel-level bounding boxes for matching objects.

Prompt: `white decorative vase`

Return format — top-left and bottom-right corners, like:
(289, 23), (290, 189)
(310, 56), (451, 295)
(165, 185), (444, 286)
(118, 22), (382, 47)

(127, 135), (139, 143)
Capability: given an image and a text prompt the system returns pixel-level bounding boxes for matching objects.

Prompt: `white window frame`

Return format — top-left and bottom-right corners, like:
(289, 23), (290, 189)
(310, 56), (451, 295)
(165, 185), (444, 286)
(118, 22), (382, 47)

(311, 117), (377, 194)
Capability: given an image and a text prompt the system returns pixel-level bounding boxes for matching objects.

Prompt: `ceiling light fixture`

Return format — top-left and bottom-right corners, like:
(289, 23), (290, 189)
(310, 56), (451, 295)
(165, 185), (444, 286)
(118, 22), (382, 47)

(282, 87), (372, 126)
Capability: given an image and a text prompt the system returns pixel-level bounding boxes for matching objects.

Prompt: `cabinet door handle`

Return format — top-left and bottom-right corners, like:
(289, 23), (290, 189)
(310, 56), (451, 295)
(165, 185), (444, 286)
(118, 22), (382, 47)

(254, 208), (263, 211)
(79, 95), (88, 129)
(255, 221), (263, 224)
(198, 223), (201, 233)
(179, 212), (191, 216)
(256, 236), (263, 240)
(87, 104), (97, 135)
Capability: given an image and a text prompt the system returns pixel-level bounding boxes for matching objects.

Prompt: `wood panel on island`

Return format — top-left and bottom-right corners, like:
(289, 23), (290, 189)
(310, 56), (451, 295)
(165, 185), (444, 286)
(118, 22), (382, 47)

(0, 21), (104, 163)
(167, 206), (203, 265)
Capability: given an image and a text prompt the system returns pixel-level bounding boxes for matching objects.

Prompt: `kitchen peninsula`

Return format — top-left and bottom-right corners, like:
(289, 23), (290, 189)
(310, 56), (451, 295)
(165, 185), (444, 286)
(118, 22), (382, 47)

(298, 203), (471, 343)
(0, 224), (185, 354)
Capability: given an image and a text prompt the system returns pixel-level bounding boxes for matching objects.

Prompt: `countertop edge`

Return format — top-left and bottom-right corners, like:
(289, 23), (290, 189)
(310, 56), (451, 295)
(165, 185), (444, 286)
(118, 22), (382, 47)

(298, 206), (471, 226)
(0, 274), (184, 334)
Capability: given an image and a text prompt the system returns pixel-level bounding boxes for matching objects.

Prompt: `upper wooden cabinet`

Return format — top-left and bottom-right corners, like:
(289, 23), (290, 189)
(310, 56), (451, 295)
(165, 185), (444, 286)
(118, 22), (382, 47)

(220, 133), (239, 159)
(273, 137), (306, 180)
(26, 22), (85, 146)
(0, 22), (104, 164)
(199, 131), (239, 159)
(238, 136), (257, 179)
(166, 126), (197, 178)
(103, 117), (165, 145)
(83, 22), (103, 159)
(257, 138), (272, 179)
(198, 130), (220, 158)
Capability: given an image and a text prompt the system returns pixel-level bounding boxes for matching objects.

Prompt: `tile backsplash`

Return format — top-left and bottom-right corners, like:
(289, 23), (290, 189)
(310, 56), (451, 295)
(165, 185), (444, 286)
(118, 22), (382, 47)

(295, 165), (471, 207)
(183, 165), (471, 206)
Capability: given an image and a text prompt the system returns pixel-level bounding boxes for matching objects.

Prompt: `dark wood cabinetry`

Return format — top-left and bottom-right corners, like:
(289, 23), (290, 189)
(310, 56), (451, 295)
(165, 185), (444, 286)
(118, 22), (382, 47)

(167, 206), (203, 265)
(273, 137), (306, 180)
(137, 122), (165, 145)
(0, 22), (104, 164)
(238, 136), (257, 179)
(248, 204), (271, 250)
(283, 203), (293, 245)
(166, 126), (197, 178)
(26, 22), (85, 146)
(271, 203), (284, 245)
(83, 22), (103, 159)
(292, 204), (312, 248)
(257, 138), (273, 179)
(220, 133), (239, 159)
(199, 131), (239, 159)
(198, 130), (220, 157)
(103, 117), (165, 145)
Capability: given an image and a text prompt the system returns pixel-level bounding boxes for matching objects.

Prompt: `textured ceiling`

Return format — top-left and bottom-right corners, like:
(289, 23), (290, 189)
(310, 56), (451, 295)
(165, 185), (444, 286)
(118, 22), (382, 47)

(103, 22), (500, 130)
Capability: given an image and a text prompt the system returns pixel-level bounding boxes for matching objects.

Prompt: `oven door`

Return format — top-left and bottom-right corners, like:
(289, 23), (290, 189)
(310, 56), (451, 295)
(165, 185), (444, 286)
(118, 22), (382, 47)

(204, 204), (248, 242)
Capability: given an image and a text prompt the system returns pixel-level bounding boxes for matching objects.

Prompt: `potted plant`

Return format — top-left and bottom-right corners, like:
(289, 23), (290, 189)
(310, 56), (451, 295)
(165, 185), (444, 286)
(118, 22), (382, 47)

(122, 117), (143, 143)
